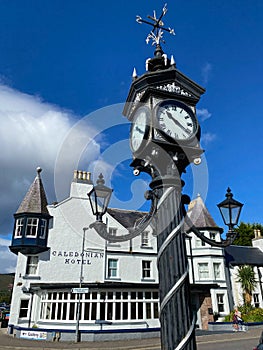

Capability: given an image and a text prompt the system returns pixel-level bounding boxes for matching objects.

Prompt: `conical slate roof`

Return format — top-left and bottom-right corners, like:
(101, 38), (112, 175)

(185, 194), (222, 232)
(16, 167), (49, 215)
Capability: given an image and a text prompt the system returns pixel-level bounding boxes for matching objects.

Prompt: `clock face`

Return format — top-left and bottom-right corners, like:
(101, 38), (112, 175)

(130, 106), (150, 153)
(156, 100), (197, 142)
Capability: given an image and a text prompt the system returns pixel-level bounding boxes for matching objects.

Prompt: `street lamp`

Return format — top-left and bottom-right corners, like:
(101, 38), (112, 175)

(87, 173), (113, 222)
(88, 173), (159, 242)
(217, 187), (243, 231)
(187, 188), (243, 248)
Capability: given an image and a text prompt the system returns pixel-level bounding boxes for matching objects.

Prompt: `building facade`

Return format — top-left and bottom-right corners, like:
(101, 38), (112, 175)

(8, 169), (263, 341)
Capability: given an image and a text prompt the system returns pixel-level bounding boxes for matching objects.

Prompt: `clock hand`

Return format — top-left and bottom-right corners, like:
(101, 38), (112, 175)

(166, 111), (191, 135)
(135, 126), (144, 134)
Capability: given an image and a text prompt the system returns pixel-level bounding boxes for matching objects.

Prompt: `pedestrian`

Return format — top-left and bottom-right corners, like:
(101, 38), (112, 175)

(232, 307), (242, 331)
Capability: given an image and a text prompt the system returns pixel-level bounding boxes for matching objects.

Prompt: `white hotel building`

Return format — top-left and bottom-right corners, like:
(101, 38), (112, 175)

(8, 169), (263, 341)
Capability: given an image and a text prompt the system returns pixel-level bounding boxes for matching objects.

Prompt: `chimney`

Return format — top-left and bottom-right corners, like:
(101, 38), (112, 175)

(70, 170), (93, 198)
(252, 229), (263, 252)
(254, 229), (262, 239)
(73, 170), (92, 183)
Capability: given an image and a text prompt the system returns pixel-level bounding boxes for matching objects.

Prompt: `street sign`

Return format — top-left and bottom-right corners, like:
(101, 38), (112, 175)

(71, 288), (89, 294)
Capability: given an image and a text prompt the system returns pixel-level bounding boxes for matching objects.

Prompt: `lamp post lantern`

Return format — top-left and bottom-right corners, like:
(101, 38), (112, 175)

(217, 187), (243, 231)
(87, 173), (113, 222)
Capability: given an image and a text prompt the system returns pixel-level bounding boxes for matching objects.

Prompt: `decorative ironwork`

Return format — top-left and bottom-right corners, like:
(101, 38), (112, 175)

(136, 3), (175, 46)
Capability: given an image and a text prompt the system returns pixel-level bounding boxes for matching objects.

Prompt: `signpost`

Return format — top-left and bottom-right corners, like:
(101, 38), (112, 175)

(71, 288), (89, 294)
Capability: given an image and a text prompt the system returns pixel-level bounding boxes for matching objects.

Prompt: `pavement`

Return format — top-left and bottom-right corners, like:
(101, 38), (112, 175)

(0, 327), (262, 350)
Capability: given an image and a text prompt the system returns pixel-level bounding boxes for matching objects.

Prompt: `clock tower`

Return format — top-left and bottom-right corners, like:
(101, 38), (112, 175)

(123, 5), (205, 350)
(123, 44), (205, 177)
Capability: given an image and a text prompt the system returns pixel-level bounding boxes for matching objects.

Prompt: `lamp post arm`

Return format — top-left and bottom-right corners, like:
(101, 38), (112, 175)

(185, 217), (237, 247)
(89, 189), (160, 242)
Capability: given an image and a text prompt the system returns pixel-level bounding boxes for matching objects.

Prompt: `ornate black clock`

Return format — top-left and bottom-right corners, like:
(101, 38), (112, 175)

(130, 106), (151, 154)
(155, 100), (199, 143)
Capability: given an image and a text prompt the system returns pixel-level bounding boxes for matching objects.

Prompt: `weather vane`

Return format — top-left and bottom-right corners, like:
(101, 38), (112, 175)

(136, 3), (175, 46)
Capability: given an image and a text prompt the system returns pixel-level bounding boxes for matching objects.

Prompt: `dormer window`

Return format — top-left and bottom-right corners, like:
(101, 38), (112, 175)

(39, 219), (47, 239)
(209, 232), (216, 240)
(26, 218), (38, 237)
(141, 231), (149, 247)
(14, 218), (23, 238)
(109, 227), (117, 237)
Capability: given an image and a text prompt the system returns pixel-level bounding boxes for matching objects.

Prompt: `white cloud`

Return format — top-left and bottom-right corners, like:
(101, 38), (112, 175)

(201, 62), (212, 84)
(0, 84), (101, 240)
(0, 238), (17, 273)
(201, 132), (216, 145)
(197, 108), (212, 122)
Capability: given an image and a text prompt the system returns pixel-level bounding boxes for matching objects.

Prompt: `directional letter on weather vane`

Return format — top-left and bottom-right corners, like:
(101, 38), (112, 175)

(136, 3), (175, 46)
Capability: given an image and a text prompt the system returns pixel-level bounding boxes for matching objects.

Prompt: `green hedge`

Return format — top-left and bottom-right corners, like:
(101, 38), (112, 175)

(224, 306), (263, 323)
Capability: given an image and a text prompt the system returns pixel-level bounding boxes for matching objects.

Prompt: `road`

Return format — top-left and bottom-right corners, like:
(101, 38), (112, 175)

(0, 327), (261, 350)
(197, 329), (260, 350)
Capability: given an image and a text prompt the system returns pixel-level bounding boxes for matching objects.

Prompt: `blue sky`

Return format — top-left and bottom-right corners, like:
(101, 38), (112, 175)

(0, 0), (262, 272)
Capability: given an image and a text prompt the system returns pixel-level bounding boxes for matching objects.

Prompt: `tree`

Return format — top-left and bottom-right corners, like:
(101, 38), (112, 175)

(233, 222), (263, 246)
(236, 265), (257, 304)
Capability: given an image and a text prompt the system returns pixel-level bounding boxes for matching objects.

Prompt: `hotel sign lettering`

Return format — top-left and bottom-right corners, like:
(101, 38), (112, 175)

(51, 250), (104, 265)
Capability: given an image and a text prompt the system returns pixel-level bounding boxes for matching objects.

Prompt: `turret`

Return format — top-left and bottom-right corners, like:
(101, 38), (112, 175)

(9, 167), (52, 255)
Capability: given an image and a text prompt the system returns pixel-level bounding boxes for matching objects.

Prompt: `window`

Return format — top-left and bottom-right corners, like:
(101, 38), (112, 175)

(142, 260), (151, 279)
(108, 259), (118, 278)
(15, 218), (23, 238)
(198, 263), (209, 279)
(39, 219), (47, 238)
(217, 294), (225, 313)
(26, 256), (39, 275)
(210, 232), (216, 240)
(253, 294), (260, 308)
(26, 218), (38, 237)
(40, 290), (160, 322)
(141, 231), (149, 247)
(19, 299), (29, 318)
(213, 263), (221, 280)
(109, 227), (117, 237)
(196, 239), (205, 247)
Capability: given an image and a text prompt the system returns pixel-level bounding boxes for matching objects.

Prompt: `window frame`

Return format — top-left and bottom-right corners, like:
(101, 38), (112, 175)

(253, 293), (260, 308)
(39, 219), (47, 239)
(26, 255), (39, 275)
(25, 217), (39, 237)
(216, 293), (225, 313)
(141, 231), (150, 247)
(19, 299), (29, 318)
(213, 262), (221, 280)
(198, 262), (209, 279)
(109, 227), (117, 237)
(142, 260), (151, 279)
(14, 218), (23, 238)
(108, 258), (118, 278)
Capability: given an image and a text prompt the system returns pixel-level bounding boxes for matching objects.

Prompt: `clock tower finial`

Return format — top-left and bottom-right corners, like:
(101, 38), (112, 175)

(136, 3), (175, 57)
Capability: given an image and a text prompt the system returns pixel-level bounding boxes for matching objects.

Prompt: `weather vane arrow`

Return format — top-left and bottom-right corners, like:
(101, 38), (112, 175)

(136, 3), (175, 46)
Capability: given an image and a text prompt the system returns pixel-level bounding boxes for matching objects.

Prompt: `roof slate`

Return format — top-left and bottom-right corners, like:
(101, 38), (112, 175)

(184, 194), (221, 232)
(16, 168), (49, 215)
(107, 208), (146, 229)
(225, 245), (263, 267)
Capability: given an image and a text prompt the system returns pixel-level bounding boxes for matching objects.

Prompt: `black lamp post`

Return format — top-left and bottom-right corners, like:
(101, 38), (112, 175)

(87, 173), (113, 222)
(86, 6), (244, 349)
(188, 188), (243, 248)
(217, 187), (243, 232)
